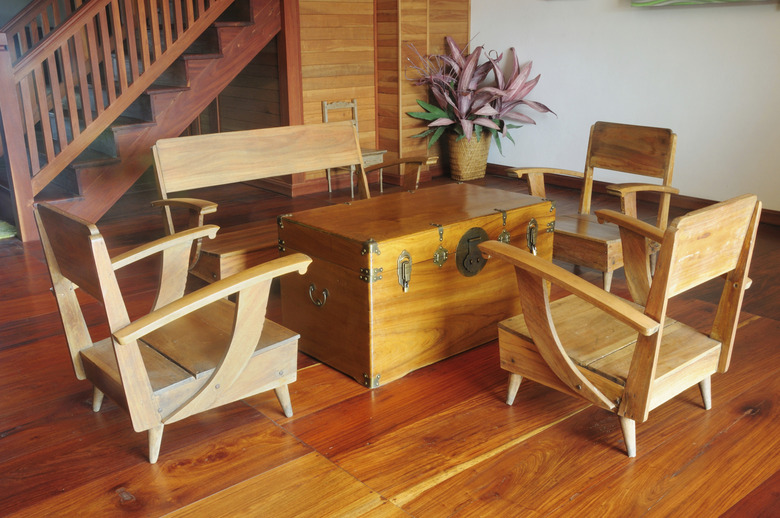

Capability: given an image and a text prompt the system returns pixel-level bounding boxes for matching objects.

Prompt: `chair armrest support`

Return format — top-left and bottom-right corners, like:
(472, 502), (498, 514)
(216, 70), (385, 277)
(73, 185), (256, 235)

(111, 225), (219, 270)
(595, 209), (665, 243)
(479, 241), (659, 336)
(114, 253), (312, 345)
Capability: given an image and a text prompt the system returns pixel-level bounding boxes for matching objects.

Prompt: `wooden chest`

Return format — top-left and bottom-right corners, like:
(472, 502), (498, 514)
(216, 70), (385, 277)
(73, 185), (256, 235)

(278, 183), (554, 387)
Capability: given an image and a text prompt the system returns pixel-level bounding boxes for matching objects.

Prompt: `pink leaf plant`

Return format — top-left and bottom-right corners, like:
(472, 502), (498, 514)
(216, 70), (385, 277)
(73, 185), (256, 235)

(406, 36), (555, 153)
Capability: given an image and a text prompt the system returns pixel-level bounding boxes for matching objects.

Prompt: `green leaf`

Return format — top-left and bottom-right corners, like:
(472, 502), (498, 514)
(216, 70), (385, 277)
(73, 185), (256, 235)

(428, 126), (447, 148)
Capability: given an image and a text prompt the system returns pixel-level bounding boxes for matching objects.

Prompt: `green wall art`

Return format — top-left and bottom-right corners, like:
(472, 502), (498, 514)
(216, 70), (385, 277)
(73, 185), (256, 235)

(632, 0), (770, 6)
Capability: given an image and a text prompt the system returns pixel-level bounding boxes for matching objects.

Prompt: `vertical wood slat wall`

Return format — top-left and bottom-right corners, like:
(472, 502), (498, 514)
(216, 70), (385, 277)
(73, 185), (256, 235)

(377, 0), (470, 173)
(298, 0), (469, 186)
(299, 0), (378, 183)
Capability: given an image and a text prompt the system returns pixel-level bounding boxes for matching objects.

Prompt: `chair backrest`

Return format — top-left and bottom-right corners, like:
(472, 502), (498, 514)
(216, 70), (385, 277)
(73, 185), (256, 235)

(153, 121), (368, 195)
(580, 121), (676, 219)
(646, 194), (759, 346)
(617, 194), (760, 422)
(34, 202), (159, 430)
(322, 99), (359, 132)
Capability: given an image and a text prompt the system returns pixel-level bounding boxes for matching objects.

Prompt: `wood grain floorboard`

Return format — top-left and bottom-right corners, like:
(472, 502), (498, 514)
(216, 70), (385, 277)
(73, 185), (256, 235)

(0, 175), (775, 516)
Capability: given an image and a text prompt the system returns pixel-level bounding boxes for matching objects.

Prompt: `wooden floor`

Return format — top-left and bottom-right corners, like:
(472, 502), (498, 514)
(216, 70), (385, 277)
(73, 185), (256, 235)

(1, 174), (778, 517)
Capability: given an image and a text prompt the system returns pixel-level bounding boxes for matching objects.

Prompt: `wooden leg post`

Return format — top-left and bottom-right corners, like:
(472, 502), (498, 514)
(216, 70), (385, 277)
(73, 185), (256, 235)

(92, 386), (105, 412)
(699, 376), (712, 410)
(148, 425), (164, 464)
(275, 385), (293, 418)
(603, 271), (614, 292)
(619, 416), (636, 458)
(506, 374), (523, 405)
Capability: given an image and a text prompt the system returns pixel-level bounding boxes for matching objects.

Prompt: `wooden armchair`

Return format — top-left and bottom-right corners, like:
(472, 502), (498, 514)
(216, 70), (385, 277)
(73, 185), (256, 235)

(34, 202), (311, 463)
(509, 121), (678, 291)
(479, 194), (760, 457)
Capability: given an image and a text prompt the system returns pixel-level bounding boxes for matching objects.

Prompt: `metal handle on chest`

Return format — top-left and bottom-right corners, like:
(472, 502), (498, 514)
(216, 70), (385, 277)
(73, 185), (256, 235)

(308, 283), (329, 307)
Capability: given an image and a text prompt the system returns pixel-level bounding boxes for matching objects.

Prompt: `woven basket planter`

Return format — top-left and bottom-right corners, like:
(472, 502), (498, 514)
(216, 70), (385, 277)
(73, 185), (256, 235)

(448, 133), (492, 181)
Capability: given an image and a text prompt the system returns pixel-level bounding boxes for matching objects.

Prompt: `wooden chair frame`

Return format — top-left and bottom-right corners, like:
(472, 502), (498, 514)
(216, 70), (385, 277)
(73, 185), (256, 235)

(509, 121), (679, 291)
(35, 202), (311, 463)
(480, 194), (761, 456)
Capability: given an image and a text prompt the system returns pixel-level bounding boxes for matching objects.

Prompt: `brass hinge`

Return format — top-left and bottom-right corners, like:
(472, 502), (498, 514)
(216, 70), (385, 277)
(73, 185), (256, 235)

(547, 221), (555, 233)
(542, 199), (556, 212)
(361, 238), (381, 255)
(359, 267), (383, 283)
(278, 238), (286, 252)
(363, 373), (381, 388)
(277, 214), (292, 228)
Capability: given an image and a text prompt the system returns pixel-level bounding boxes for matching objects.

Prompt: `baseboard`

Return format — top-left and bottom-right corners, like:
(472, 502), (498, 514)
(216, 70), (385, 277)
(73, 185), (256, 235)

(486, 163), (779, 227)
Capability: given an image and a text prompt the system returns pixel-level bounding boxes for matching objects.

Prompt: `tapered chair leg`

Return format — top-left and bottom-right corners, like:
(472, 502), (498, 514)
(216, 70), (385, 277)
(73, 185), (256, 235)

(619, 416), (636, 458)
(275, 385), (293, 418)
(699, 376), (712, 410)
(603, 271), (614, 292)
(92, 386), (105, 412)
(506, 373), (523, 405)
(148, 425), (164, 464)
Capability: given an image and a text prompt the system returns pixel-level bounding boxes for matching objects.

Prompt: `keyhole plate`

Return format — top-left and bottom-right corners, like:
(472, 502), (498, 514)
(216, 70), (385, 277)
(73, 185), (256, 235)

(455, 227), (489, 277)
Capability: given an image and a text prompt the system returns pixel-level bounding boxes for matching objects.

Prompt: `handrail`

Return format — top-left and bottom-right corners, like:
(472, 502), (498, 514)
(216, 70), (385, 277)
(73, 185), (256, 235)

(1, 0), (88, 64)
(0, 0), (234, 241)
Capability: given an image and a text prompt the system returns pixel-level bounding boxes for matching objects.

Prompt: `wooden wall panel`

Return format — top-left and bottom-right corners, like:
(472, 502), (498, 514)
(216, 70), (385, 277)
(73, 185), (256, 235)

(299, 0), (378, 150)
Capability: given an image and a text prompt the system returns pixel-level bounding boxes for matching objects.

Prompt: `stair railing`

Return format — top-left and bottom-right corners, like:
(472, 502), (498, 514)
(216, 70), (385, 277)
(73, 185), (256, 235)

(2, 0), (88, 64)
(0, 0), (234, 240)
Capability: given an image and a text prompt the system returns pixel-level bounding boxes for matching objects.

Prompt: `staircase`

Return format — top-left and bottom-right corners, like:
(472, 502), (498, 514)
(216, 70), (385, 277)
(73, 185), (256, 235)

(0, 0), (284, 241)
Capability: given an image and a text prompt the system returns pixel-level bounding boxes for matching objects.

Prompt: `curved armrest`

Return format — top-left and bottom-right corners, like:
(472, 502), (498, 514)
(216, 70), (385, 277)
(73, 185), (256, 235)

(364, 155), (438, 174)
(111, 225), (219, 270)
(479, 241), (660, 336)
(114, 253), (312, 345)
(596, 209), (665, 243)
(605, 183), (680, 197)
(151, 197), (218, 215)
(605, 183), (679, 220)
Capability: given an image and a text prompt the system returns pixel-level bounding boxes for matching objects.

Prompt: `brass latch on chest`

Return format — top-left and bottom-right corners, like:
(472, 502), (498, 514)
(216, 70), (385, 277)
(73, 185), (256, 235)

(397, 250), (412, 292)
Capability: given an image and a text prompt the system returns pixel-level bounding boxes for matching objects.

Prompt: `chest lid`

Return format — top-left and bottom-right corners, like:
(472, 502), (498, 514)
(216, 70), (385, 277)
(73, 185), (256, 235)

(278, 183), (552, 271)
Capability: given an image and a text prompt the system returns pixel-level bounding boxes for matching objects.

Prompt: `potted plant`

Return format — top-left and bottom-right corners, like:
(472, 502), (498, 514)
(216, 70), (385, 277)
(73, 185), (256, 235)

(406, 37), (554, 181)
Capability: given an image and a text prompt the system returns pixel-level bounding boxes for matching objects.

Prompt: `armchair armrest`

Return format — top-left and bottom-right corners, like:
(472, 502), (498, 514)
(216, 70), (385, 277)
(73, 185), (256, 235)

(506, 167), (584, 198)
(506, 167), (584, 179)
(367, 156), (438, 191)
(605, 183), (680, 197)
(114, 253), (312, 345)
(595, 209), (665, 243)
(111, 225), (219, 270)
(479, 240), (660, 336)
(605, 183), (679, 219)
(364, 155), (438, 174)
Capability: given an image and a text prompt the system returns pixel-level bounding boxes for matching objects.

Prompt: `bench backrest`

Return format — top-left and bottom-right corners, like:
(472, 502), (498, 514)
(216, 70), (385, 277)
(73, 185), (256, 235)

(152, 121), (370, 198)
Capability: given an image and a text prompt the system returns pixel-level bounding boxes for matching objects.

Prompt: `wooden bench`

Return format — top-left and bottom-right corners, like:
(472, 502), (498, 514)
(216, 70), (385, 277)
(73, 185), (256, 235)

(152, 121), (435, 282)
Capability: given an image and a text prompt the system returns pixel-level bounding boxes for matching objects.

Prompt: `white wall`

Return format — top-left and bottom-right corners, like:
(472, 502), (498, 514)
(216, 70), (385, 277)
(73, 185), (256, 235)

(471, 0), (780, 210)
